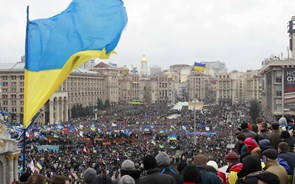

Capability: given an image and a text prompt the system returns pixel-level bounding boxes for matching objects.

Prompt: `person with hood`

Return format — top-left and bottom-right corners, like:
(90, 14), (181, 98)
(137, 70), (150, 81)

(244, 137), (261, 157)
(236, 155), (279, 184)
(225, 151), (242, 184)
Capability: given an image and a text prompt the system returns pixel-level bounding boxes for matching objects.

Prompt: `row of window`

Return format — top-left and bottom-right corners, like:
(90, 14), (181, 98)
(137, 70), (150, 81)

(1, 76), (24, 80)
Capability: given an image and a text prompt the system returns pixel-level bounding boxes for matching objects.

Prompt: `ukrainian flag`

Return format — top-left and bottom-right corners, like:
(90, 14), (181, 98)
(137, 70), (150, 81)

(24, 0), (127, 128)
(194, 62), (206, 72)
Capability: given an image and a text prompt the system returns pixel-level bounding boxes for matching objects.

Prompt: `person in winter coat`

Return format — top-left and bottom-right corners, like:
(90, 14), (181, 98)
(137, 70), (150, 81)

(207, 160), (227, 184)
(267, 122), (281, 150)
(278, 142), (295, 183)
(137, 155), (176, 184)
(225, 151), (242, 184)
(192, 154), (223, 184)
(262, 148), (288, 184)
(236, 154), (279, 184)
(155, 152), (180, 183)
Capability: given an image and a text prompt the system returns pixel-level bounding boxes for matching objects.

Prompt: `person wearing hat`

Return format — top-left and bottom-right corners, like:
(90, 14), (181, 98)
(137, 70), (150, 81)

(118, 175), (135, 184)
(262, 148), (288, 184)
(225, 151), (242, 184)
(206, 160), (227, 184)
(244, 137), (262, 157)
(137, 155), (176, 184)
(266, 122), (282, 150)
(83, 168), (97, 184)
(236, 154), (279, 184)
(113, 159), (140, 184)
(155, 152), (180, 183)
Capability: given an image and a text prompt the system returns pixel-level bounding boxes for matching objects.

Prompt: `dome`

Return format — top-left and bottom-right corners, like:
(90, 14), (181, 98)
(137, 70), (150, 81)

(120, 65), (129, 75)
(141, 55), (147, 64)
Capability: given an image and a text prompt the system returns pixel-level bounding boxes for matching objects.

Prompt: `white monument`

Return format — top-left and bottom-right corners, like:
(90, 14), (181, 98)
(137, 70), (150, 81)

(0, 122), (21, 183)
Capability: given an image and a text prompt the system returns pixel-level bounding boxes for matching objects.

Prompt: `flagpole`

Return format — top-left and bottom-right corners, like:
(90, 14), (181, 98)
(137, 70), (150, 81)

(22, 110), (42, 172)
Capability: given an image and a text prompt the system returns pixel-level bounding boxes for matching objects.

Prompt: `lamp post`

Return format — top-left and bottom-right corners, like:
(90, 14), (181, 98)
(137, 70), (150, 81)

(194, 104), (196, 145)
(94, 108), (98, 121)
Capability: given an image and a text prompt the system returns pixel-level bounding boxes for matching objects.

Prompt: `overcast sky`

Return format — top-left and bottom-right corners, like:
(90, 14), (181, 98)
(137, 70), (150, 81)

(1, 0), (295, 71)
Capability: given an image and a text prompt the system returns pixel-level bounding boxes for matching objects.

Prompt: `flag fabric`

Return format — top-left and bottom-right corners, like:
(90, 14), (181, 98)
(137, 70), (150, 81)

(194, 62), (206, 72)
(90, 124), (96, 131)
(36, 160), (43, 170)
(24, 0), (128, 128)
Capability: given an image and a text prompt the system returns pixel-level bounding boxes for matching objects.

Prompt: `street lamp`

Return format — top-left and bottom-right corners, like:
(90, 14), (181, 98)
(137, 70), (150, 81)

(94, 108), (98, 121)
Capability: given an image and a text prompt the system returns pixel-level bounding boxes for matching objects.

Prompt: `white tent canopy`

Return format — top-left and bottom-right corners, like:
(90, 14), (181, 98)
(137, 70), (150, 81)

(171, 102), (189, 111)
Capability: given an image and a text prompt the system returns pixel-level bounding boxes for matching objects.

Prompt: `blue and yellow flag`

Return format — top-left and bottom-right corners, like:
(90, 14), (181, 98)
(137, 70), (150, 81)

(24, 0), (127, 128)
(194, 62), (206, 72)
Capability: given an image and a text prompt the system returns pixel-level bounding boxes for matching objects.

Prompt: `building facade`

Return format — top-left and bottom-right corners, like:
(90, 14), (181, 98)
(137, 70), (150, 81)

(260, 59), (295, 120)
(0, 62), (105, 124)
(187, 71), (209, 102)
(216, 70), (261, 106)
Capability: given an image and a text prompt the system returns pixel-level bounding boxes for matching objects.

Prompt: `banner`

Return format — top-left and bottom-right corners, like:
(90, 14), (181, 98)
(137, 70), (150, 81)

(284, 68), (295, 110)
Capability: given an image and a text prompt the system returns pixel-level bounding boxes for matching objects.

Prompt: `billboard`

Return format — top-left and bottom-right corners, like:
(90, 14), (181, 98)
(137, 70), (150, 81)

(284, 68), (295, 110)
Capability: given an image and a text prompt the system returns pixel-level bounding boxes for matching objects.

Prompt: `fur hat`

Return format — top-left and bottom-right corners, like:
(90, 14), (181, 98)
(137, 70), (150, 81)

(83, 168), (97, 184)
(121, 160), (135, 170)
(225, 151), (239, 162)
(118, 175), (135, 184)
(155, 152), (170, 167)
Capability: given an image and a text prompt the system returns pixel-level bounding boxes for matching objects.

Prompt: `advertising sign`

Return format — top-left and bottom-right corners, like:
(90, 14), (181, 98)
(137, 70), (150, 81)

(284, 68), (295, 110)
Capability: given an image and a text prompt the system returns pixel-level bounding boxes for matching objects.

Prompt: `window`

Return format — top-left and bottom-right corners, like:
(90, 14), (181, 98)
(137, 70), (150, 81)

(275, 70), (282, 83)
(275, 85), (282, 96)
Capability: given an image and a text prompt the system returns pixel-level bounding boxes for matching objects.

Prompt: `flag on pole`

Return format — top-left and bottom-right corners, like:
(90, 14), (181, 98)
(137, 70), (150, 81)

(23, 0), (128, 128)
(194, 62), (206, 72)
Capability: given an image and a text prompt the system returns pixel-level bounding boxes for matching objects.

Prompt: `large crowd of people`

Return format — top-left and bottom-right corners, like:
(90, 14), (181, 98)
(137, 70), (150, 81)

(6, 103), (295, 183)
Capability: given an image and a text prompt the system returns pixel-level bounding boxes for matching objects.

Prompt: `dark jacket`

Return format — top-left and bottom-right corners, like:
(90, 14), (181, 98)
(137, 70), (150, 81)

(195, 165), (223, 184)
(236, 171), (280, 184)
(138, 168), (176, 184)
(158, 167), (180, 184)
(241, 129), (258, 142)
(267, 130), (281, 149)
(113, 169), (141, 184)
(278, 150), (295, 174)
